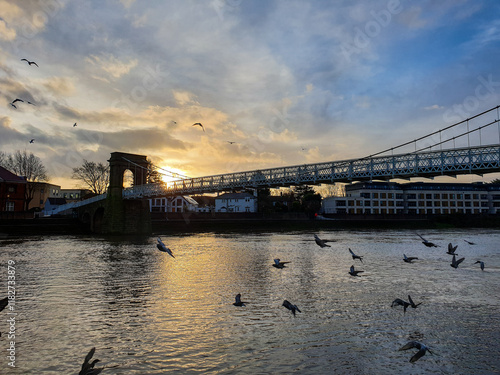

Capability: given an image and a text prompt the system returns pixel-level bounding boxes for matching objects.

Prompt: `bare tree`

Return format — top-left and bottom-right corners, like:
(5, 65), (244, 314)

(72, 160), (109, 195)
(2, 150), (49, 210)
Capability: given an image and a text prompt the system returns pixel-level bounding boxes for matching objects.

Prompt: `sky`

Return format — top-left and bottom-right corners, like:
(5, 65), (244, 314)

(1, 0), (500, 188)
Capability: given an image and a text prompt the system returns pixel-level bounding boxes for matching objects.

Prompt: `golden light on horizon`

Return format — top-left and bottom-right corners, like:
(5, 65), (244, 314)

(158, 165), (191, 184)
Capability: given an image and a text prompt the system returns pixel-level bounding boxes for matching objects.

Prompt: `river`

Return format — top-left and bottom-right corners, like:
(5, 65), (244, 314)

(0, 228), (499, 374)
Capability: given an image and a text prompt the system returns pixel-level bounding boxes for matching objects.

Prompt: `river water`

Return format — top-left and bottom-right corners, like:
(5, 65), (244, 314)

(0, 228), (499, 374)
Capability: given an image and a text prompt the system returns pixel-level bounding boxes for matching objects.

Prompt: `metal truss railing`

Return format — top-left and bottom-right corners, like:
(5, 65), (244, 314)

(121, 145), (500, 199)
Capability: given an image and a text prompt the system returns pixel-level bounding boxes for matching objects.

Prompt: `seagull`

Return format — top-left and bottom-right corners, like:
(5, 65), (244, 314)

(348, 248), (363, 263)
(417, 233), (437, 247)
(474, 260), (485, 271)
(227, 141), (236, 144)
(29, 139), (35, 143)
(27, 101), (35, 105)
(192, 122), (205, 132)
(11, 98), (24, 104)
(391, 298), (410, 314)
(450, 254), (465, 269)
(21, 58), (38, 67)
(272, 258), (290, 269)
(403, 254), (418, 263)
(348, 264), (364, 277)
(398, 341), (433, 363)
(408, 295), (422, 309)
(314, 234), (331, 248)
(0, 297), (8, 312)
(446, 243), (458, 255)
(156, 237), (174, 258)
(464, 239), (475, 245)
(73, 123), (77, 127)
(282, 300), (301, 316)
(79, 347), (104, 375)
(233, 293), (248, 307)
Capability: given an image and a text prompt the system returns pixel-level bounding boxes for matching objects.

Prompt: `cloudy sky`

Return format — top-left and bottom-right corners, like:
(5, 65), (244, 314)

(1, 0), (500, 187)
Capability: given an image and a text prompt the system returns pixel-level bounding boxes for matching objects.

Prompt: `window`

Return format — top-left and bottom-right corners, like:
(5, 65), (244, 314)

(6, 202), (14, 211)
(434, 194), (440, 199)
(373, 193), (378, 198)
(464, 194), (471, 200)
(7, 185), (16, 193)
(426, 194), (432, 199)
(381, 193), (386, 199)
(442, 194), (448, 199)
(407, 194), (416, 199)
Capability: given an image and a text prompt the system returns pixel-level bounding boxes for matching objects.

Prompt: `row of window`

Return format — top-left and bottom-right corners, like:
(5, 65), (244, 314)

(355, 192), (496, 200)
(337, 200), (492, 208)
(337, 208), (490, 215)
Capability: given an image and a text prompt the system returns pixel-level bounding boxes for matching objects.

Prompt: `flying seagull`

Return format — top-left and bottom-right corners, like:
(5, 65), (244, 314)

(398, 341), (433, 363)
(463, 239), (475, 245)
(391, 298), (410, 314)
(12, 98), (24, 104)
(408, 295), (422, 309)
(417, 233), (437, 247)
(73, 123), (77, 127)
(21, 58), (38, 67)
(79, 347), (104, 375)
(272, 258), (290, 269)
(348, 264), (364, 277)
(29, 139), (35, 143)
(446, 243), (458, 255)
(348, 248), (363, 263)
(233, 293), (248, 307)
(282, 300), (301, 316)
(0, 297), (8, 312)
(474, 260), (485, 271)
(314, 234), (331, 248)
(403, 254), (419, 263)
(156, 237), (174, 258)
(192, 122), (205, 132)
(450, 254), (465, 269)
(227, 141), (236, 144)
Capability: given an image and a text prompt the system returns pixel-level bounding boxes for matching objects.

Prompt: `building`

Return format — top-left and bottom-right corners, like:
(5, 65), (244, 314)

(43, 197), (68, 215)
(215, 192), (257, 213)
(0, 166), (27, 212)
(322, 181), (500, 215)
(61, 189), (92, 203)
(149, 196), (200, 213)
(28, 182), (62, 211)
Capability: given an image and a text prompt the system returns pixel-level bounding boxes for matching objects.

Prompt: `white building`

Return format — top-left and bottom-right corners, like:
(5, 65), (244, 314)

(149, 195), (199, 213)
(322, 181), (500, 215)
(215, 192), (257, 213)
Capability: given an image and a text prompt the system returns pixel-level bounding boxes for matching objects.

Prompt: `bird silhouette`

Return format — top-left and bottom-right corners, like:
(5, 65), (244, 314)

(348, 265), (364, 277)
(398, 341), (432, 363)
(464, 239), (475, 245)
(227, 141), (236, 144)
(348, 248), (363, 263)
(446, 243), (458, 255)
(233, 293), (248, 306)
(417, 233), (437, 247)
(282, 300), (301, 316)
(474, 260), (485, 271)
(314, 234), (331, 248)
(156, 237), (174, 258)
(73, 123), (77, 127)
(403, 254), (418, 263)
(79, 347), (104, 375)
(450, 254), (465, 269)
(29, 139), (35, 143)
(192, 123), (205, 132)
(0, 297), (8, 312)
(408, 295), (422, 309)
(272, 258), (290, 269)
(391, 298), (410, 314)
(21, 58), (38, 67)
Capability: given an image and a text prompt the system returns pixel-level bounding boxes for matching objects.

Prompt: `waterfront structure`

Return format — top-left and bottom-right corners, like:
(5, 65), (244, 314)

(28, 182), (62, 211)
(215, 192), (257, 213)
(0, 166), (27, 212)
(321, 181), (500, 215)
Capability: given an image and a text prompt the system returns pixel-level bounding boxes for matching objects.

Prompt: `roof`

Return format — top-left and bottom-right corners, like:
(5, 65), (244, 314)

(216, 192), (256, 199)
(0, 166), (26, 183)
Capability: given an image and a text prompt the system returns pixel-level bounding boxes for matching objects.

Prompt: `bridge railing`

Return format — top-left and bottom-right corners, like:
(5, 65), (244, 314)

(45, 193), (107, 216)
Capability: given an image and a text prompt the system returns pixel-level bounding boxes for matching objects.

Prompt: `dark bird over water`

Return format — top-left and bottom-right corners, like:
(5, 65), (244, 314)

(464, 239), (475, 245)
(408, 295), (422, 309)
(314, 234), (331, 248)
(474, 260), (485, 271)
(21, 58), (38, 67)
(282, 300), (301, 316)
(450, 254), (465, 269)
(233, 293), (248, 307)
(348, 265), (364, 277)
(0, 297), (8, 312)
(192, 122), (205, 132)
(272, 258), (290, 269)
(403, 254), (419, 263)
(398, 341), (432, 363)
(348, 248), (363, 263)
(447, 243), (458, 255)
(391, 298), (410, 314)
(79, 347), (104, 375)
(156, 237), (174, 258)
(417, 233), (438, 247)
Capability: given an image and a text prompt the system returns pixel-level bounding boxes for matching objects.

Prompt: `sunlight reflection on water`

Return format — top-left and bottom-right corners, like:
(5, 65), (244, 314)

(0, 228), (499, 374)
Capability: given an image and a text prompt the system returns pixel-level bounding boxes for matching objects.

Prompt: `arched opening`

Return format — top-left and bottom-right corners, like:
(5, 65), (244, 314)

(123, 169), (134, 188)
(93, 207), (105, 233)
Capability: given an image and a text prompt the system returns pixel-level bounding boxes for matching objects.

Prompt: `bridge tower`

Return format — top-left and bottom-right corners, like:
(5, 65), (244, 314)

(102, 152), (152, 234)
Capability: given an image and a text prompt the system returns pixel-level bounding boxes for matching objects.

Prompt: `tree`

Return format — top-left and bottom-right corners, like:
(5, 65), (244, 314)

(72, 160), (109, 195)
(1, 150), (49, 210)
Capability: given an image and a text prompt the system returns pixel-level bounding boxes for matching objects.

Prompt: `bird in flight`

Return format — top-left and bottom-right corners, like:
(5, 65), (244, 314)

(21, 58), (38, 67)
(446, 243), (458, 255)
(227, 141), (236, 144)
(463, 239), (475, 245)
(272, 258), (290, 269)
(450, 254), (465, 269)
(10, 99), (23, 108)
(417, 233), (438, 247)
(73, 123), (77, 127)
(348, 248), (363, 263)
(403, 254), (419, 263)
(282, 300), (301, 316)
(314, 234), (331, 248)
(29, 139), (35, 143)
(348, 264), (364, 277)
(156, 237), (174, 258)
(0, 297), (8, 312)
(398, 341), (433, 363)
(192, 122), (205, 132)
(474, 260), (485, 271)
(408, 295), (422, 309)
(233, 293), (248, 307)
(391, 298), (410, 314)
(79, 347), (104, 375)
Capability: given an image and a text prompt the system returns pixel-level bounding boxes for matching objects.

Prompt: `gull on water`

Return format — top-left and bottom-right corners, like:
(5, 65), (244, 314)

(450, 254), (465, 269)
(156, 237), (174, 258)
(348, 265), (364, 277)
(233, 293), (248, 307)
(403, 254), (418, 263)
(348, 248), (363, 263)
(272, 259), (290, 269)
(446, 243), (458, 255)
(398, 341), (433, 363)
(282, 300), (301, 316)
(314, 234), (331, 248)
(474, 260), (485, 271)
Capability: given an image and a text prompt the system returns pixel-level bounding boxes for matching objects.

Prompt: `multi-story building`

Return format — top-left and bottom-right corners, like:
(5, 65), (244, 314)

(0, 166), (27, 212)
(322, 181), (500, 215)
(149, 196), (200, 213)
(61, 189), (92, 203)
(215, 192), (257, 213)
(28, 182), (62, 211)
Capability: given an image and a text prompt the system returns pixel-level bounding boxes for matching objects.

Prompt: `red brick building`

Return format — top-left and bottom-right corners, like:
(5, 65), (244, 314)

(0, 166), (27, 212)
